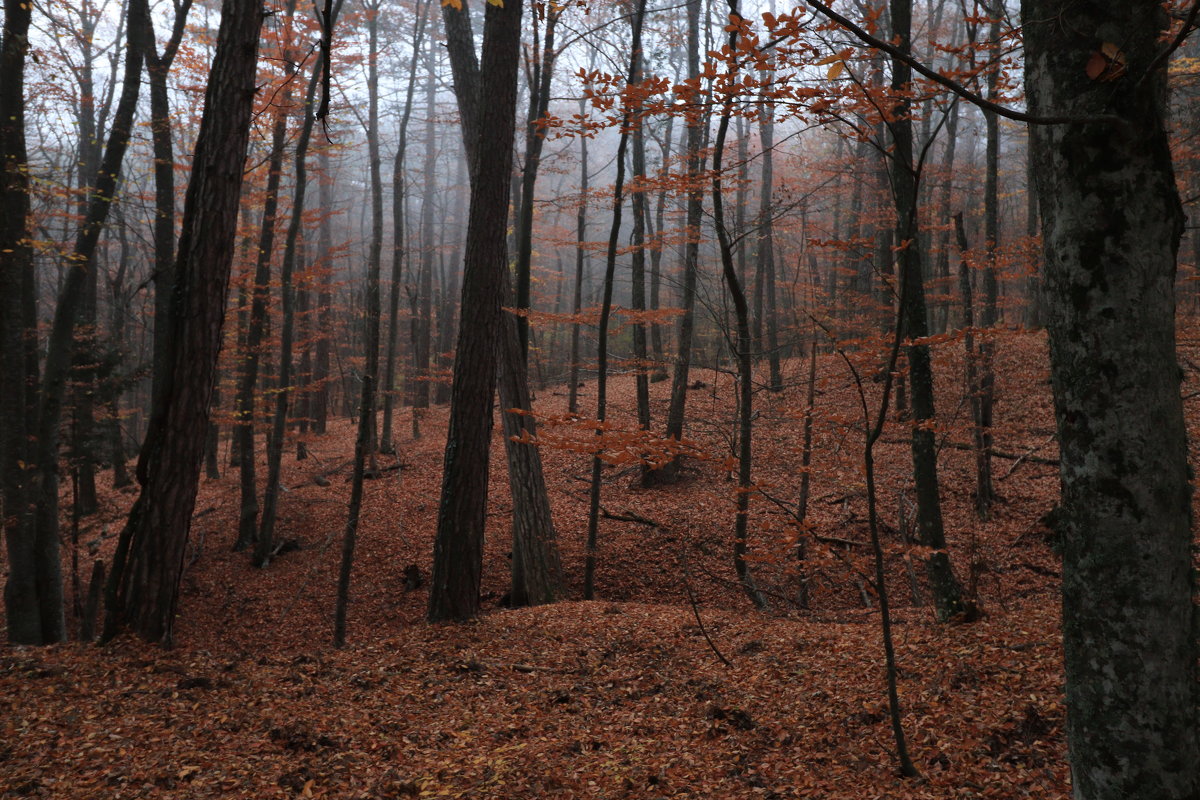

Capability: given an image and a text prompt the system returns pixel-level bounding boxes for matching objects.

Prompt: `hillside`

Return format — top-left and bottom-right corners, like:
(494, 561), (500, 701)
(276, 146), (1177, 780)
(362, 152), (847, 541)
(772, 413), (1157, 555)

(0, 330), (1105, 798)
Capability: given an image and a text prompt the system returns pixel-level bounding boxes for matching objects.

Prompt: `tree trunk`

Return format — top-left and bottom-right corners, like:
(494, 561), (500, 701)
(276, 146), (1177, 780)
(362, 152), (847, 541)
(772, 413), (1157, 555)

(974, 5), (1000, 517)
(756, 70), (782, 391)
(653, 0), (704, 485)
(411, 34), (438, 439)
(584, 0), (646, 599)
(887, 0), (963, 622)
(428, 0), (525, 622)
(234, 69), (292, 551)
(30, 0), (151, 644)
(380, 0), (428, 454)
(103, 0), (264, 644)
(567, 93), (589, 415)
(513, 6), (560, 361)
(258, 52), (328, 566)
(711, 0), (767, 610)
(1022, 2), (1198, 797)
(313, 147), (334, 434)
(334, 0), (379, 647)
(0, 0), (43, 644)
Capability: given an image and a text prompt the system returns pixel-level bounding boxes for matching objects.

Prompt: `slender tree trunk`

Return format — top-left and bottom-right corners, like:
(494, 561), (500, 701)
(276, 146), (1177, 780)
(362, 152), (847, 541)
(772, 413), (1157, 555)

(567, 93), (589, 415)
(1024, 2), (1198, 797)
(889, 0), (963, 621)
(380, 0), (428, 454)
(411, 35), (438, 439)
(757, 72), (782, 391)
(653, 0), (703, 485)
(313, 147), (334, 434)
(954, 213), (989, 521)
(434, 156), (466, 405)
(648, 113), (673, 380)
(103, 0), (264, 643)
(334, 0), (379, 646)
(973, 5), (1000, 518)
(234, 71), (292, 551)
(147, 0), (194, 412)
(932, 99), (959, 333)
(630, 45), (651, 433)
(711, 0), (766, 610)
(258, 52), (329, 566)
(514, 7), (560, 361)
(584, 0), (646, 599)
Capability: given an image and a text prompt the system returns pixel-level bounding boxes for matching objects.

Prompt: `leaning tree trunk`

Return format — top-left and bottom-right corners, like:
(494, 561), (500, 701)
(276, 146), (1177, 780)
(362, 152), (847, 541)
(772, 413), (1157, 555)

(433, 0), (563, 616)
(258, 52), (327, 567)
(428, 0), (525, 622)
(103, 0), (264, 644)
(333, 0), (377, 647)
(1023, 2), (1199, 798)
(234, 70), (292, 552)
(31, 0), (151, 644)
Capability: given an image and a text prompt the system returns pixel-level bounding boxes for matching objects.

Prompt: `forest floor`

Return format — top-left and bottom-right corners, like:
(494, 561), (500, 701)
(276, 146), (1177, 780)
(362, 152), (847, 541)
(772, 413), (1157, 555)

(6, 327), (1193, 799)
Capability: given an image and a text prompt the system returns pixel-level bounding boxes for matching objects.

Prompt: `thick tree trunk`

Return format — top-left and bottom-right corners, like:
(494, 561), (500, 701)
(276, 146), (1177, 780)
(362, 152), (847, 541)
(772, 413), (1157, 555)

(498, 286), (564, 607)
(0, 0), (42, 644)
(428, 0), (525, 622)
(1023, 3), (1198, 797)
(103, 0), (264, 644)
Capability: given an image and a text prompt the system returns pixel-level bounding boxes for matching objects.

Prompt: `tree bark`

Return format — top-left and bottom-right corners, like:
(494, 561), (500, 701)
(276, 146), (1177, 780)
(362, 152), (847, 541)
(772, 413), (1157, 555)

(1022, 3), (1198, 797)
(653, 0), (704, 485)
(103, 0), (264, 644)
(0, 0), (42, 644)
(234, 67), (293, 552)
(380, 0), (428, 454)
(334, 0), (380, 646)
(889, 0), (963, 621)
(30, 0), (151, 644)
(428, 0), (525, 622)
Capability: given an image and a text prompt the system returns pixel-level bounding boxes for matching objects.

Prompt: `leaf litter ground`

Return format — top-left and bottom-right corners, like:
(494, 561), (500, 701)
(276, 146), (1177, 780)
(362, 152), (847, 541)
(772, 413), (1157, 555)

(4, 329), (1176, 798)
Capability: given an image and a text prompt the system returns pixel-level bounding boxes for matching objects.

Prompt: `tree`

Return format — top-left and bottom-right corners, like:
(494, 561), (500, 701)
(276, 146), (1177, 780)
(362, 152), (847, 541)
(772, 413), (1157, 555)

(428, 0), (527, 621)
(653, 0), (705, 486)
(886, 0), (964, 621)
(103, 0), (265, 644)
(583, 0), (647, 600)
(1022, 2), (1198, 797)
(1, 0), (43, 644)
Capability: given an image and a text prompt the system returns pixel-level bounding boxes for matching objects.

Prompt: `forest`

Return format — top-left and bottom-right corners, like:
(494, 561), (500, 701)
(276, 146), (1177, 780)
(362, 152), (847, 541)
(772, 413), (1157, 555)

(1, 0), (1198, 797)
